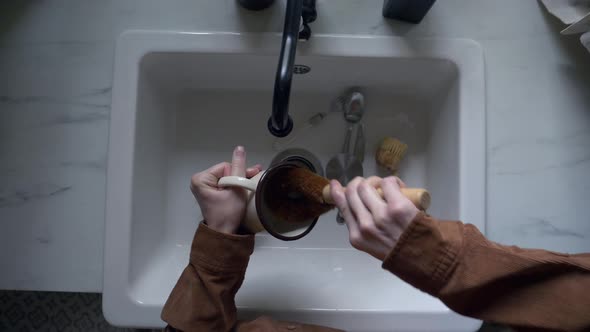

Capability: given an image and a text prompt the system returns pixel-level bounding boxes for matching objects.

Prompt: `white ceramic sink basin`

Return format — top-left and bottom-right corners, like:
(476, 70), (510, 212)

(104, 31), (485, 331)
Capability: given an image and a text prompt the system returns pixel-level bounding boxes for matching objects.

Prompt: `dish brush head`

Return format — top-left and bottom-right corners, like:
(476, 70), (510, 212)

(376, 137), (408, 174)
(265, 166), (334, 223)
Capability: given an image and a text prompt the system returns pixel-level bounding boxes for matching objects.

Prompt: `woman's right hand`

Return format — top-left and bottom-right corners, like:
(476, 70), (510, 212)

(330, 176), (419, 261)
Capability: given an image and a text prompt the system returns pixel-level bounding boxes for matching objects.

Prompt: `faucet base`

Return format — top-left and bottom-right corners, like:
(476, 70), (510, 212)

(268, 116), (294, 137)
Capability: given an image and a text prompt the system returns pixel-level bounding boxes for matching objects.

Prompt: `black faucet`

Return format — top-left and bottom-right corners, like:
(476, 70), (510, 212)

(239, 0), (317, 137)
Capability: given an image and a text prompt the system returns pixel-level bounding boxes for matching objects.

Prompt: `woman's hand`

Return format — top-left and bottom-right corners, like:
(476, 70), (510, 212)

(190, 146), (262, 234)
(330, 176), (419, 261)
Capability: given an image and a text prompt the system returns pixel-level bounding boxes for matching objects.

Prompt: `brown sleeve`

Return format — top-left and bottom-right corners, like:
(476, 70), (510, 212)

(161, 223), (343, 332)
(161, 223), (254, 332)
(382, 212), (590, 331)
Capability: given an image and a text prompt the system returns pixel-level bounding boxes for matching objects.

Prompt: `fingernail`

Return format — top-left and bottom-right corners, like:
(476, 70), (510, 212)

(234, 146), (245, 157)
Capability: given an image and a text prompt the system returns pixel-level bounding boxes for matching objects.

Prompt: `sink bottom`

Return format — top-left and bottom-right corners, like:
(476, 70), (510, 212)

(130, 88), (458, 310)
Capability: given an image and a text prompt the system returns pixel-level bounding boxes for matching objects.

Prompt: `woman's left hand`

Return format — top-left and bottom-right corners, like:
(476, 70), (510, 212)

(190, 146), (262, 234)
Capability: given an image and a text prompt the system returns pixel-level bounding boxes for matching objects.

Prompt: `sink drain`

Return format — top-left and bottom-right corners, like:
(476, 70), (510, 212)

(293, 64), (311, 74)
(270, 148), (323, 177)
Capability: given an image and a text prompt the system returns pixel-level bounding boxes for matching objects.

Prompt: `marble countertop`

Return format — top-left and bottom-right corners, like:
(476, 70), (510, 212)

(1, 0), (589, 293)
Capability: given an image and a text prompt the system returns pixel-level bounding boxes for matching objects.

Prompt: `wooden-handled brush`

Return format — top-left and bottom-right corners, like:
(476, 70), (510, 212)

(319, 183), (430, 209)
(287, 167), (430, 210)
(267, 166), (431, 223)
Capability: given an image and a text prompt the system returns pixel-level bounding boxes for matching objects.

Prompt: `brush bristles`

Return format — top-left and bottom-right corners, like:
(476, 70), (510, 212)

(284, 167), (330, 203)
(376, 137), (408, 173)
(265, 166), (334, 223)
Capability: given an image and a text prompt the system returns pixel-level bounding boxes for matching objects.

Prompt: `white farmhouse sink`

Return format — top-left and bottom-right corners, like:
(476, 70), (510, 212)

(104, 31), (485, 331)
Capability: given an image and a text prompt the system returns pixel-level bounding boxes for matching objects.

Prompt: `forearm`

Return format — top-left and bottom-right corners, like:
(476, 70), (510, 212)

(161, 223), (254, 332)
(383, 213), (590, 331)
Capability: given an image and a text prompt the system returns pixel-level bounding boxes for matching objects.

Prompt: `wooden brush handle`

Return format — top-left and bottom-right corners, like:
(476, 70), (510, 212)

(321, 185), (431, 211)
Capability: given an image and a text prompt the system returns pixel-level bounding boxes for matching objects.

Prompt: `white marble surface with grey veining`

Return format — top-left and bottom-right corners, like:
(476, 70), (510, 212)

(0, 0), (589, 292)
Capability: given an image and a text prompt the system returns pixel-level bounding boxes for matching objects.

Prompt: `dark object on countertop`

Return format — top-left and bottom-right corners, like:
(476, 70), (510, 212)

(382, 0), (436, 23)
(237, 0), (275, 11)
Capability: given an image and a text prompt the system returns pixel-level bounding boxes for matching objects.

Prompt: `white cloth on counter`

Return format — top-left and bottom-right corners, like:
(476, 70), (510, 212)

(582, 31), (590, 53)
(541, 0), (590, 25)
(541, 0), (590, 54)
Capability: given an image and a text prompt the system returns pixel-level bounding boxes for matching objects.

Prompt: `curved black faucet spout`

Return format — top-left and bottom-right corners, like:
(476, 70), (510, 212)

(268, 0), (316, 138)
(268, 0), (302, 137)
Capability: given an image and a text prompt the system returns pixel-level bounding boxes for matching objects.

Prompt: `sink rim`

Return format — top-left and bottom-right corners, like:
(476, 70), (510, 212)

(103, 30), (485, 331)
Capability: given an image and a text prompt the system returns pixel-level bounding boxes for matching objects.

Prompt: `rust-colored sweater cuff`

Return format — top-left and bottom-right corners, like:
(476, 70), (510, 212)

(190, 222), (255, 273)
(381, 212), (464, 296)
